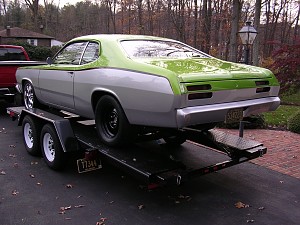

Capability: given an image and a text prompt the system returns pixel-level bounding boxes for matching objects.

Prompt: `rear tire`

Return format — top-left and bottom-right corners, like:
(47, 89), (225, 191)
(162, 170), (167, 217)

(22, 115), (41, 156)
(40, 124), (65, 170)
(95, 95), (132, 147)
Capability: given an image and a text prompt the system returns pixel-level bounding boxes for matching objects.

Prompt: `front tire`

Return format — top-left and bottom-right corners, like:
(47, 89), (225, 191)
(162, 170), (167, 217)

(95, 95), (132, 147)
(22, 115), (41, 156)
(40, 124), (65, 170)
(23, 82), (39, 109)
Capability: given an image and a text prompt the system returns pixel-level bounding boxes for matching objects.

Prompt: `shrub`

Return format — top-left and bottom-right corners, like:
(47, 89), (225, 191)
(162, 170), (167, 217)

(7, 41), (60, 60)
(270, 39), (300, 93)
(217, 114), (266, 129)
(287, 110), (300, 134)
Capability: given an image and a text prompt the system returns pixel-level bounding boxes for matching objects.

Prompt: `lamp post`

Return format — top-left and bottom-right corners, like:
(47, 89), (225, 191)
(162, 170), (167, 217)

(238, 21), (258, 64)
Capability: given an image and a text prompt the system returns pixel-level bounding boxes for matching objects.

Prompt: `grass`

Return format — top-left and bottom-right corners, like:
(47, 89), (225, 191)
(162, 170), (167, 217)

(262, 91), (300, 128)
(281, 91), (300, 105)
(263, 105), (300, 128)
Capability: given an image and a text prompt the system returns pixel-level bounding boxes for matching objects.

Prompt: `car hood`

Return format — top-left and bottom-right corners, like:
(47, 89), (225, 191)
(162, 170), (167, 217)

(139, 58), (273, 82)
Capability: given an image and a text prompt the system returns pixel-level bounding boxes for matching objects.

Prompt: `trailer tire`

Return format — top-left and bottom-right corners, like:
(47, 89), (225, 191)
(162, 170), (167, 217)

(22, 115), (41, 156)
(40, 124), (65, 170)
(95, 95), (132, 147)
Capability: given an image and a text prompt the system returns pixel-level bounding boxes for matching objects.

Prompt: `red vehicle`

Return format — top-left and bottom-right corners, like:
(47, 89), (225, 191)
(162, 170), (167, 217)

(0, 45), (43, 103)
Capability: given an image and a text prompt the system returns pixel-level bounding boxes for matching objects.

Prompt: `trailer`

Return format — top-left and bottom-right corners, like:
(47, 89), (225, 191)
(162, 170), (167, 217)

(7, 106), (267, 187)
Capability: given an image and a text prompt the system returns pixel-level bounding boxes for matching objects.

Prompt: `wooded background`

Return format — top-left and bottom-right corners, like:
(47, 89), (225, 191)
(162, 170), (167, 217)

(0, 0), (300, 66)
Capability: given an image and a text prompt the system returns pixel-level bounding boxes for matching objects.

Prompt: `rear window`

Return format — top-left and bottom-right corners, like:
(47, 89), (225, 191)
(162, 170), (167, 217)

(0, 47), (27, 61)
(120, 40), (210, 58)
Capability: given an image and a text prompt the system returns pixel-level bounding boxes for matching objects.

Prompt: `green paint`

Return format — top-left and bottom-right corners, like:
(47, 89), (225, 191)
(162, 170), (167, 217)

(18, 34), (279, 95)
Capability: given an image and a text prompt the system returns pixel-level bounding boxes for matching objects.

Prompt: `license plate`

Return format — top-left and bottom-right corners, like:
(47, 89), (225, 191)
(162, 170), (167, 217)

(225, 108), (243, 123)
(77, 158), (102, 173)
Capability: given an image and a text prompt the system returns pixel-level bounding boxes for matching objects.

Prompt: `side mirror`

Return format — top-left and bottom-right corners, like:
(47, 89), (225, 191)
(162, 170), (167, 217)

(46, 57), (53, 65)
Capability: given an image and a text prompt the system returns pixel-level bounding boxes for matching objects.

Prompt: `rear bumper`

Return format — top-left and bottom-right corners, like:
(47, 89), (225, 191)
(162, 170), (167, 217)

(0, 87), (17, 103)
(176, 97), (280, 128)
(0, 87), (15, 98)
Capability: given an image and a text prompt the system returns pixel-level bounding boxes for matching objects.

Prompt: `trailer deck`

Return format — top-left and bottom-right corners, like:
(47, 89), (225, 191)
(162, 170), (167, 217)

(7, 106), (267, 187)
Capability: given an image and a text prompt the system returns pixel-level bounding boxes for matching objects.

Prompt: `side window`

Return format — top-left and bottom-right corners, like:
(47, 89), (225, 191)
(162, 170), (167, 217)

(53, 42), (87, 65)
(81, 42), (99, 65)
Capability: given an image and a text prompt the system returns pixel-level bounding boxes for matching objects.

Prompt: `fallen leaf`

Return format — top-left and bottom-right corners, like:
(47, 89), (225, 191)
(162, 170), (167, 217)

(12, 190), (19, 195)
(36, 182), (42, 186)
(247, 219), (255, 223)
(9, 154), (16, 158)
(63, 206), (72, 210)
(13, 163), (18, 168)
(9, 145), (16, 148)
(77, 195), (83, 198)
(109, 201), (114, 204)
(30, 174), (35, 178)
(96, 217), (107, 225)
(280, 181), (284, 184)
(138, 204), (145, 210)
(31, 161), (38, 165)
(66, 184), (74, 188)
(235, 201), (249, 209)
(59, 205), (72, 214)
(74, 205), (85, 208)
(0, 170), (6, 175)
(258, 206), (265, 210)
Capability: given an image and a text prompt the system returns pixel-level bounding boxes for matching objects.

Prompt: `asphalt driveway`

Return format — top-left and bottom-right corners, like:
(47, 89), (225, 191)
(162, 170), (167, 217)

(0, 101), (299, 225)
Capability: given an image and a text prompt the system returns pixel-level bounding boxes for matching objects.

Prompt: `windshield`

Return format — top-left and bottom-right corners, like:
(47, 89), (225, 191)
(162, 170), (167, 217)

(120, 40), (210, 59)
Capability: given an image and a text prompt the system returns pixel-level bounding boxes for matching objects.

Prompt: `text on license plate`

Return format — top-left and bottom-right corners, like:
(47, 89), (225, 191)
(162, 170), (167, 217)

(77, 158), (102, 173)
(225, 108), (243, 123)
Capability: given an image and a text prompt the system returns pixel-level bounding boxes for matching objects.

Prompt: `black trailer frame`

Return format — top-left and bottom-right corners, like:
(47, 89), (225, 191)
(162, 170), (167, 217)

(7, 106), (267, 187)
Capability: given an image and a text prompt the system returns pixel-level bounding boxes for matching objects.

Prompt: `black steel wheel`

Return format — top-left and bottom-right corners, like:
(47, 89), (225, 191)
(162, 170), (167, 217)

(95, 95), (132, 147)
(22, 115), (41, 156)
(23, 82), (39, 109)
(40, 124), (65, 170)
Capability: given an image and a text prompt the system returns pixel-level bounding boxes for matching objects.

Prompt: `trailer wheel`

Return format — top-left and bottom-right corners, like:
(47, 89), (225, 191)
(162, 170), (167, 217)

(23, 82), (39, 109)
(40, 124), (65, 170)
(22, 115), (41, 156)
(95, 95), (132, 147)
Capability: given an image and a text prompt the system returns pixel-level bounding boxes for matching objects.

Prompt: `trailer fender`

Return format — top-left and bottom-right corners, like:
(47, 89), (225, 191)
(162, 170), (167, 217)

(18, 108), (79, 152)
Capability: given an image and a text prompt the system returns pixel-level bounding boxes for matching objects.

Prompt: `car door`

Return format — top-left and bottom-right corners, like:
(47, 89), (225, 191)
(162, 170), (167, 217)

(39, 41), (88, 110)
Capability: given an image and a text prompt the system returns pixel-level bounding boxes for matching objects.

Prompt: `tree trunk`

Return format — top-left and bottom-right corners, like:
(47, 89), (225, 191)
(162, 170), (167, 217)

(228, 0), (241, 62)
(253, 0), (261, 66)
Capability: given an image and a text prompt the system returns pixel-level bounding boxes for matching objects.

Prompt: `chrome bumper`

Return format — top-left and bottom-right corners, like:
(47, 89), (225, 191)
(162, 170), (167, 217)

(15, 83), (22, 93)
(176, 97), (280, 128)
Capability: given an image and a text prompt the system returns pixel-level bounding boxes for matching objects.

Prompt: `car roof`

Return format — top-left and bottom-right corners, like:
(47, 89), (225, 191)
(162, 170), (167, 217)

(70, 34), (175, 43)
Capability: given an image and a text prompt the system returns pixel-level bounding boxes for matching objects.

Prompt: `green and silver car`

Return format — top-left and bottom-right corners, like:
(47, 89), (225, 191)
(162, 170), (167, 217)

(16, 34), (280, 146)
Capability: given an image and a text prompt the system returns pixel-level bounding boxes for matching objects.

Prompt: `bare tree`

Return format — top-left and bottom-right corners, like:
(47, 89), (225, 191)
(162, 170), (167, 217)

(24, 0), (39, 30)
(253, 0), (261, 66)
(229, 0), (241, 62)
